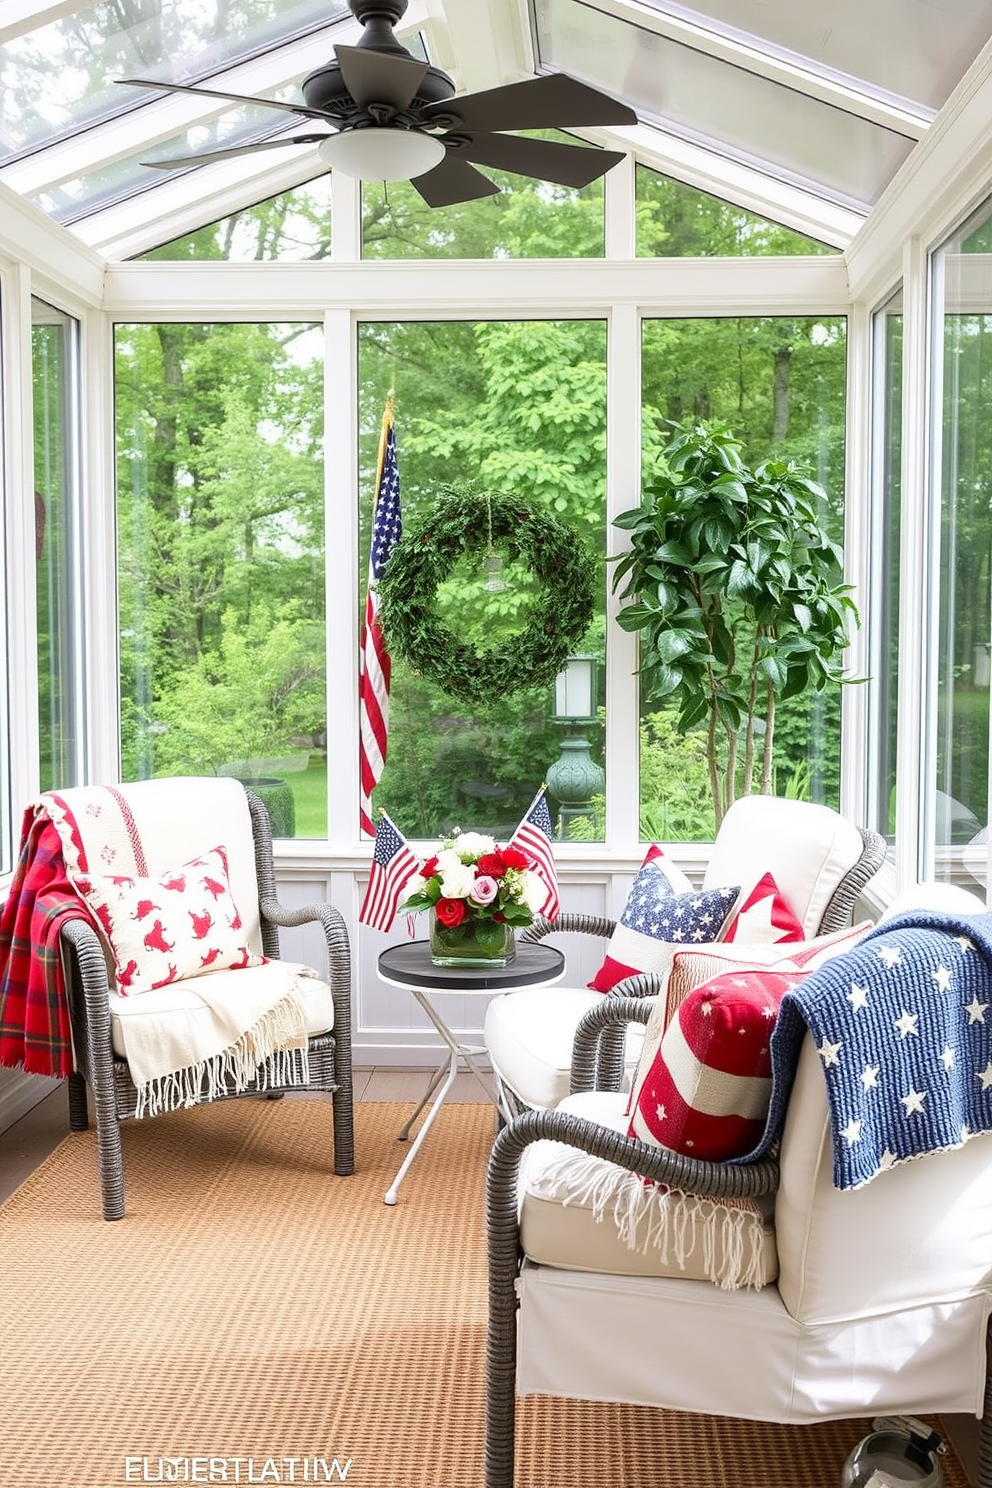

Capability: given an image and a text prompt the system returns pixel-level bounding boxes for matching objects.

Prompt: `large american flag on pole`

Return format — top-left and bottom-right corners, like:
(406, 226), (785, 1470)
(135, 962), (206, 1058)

(359, 397), (402, 836)
(510, 787), (560, 921)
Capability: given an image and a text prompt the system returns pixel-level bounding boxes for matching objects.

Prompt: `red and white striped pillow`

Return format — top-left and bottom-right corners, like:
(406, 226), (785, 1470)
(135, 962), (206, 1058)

(627, 966), (806, 1162)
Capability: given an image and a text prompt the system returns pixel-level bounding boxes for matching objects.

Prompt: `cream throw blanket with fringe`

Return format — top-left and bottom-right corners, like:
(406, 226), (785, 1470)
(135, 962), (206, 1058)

(39, 781), (312, 1117)
(527, 1145), (770, 1291)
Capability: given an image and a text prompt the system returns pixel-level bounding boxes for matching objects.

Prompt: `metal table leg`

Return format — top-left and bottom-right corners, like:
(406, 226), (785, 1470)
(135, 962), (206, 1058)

(384, 985), (503, 1204)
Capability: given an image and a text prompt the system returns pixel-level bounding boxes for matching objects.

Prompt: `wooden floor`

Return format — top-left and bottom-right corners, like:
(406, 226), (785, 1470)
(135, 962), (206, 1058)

(0, 1066), (494, 1208)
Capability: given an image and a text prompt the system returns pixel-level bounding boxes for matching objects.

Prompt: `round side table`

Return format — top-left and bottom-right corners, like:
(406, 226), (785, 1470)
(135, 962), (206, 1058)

(376, 939), (565, 1205)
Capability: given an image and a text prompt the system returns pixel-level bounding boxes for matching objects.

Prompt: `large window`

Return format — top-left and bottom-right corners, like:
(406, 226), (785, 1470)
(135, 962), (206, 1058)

(358, 319), (606, 841)
(362, 146), (606, 260)
(141, 179), (333, 263)
(114, 321), (326, 839)
(0, 285), (8, 874)
(635, 165), (833, 257)
(931, 202), (992, 891)
(638, 315), (848, 840)
(32, 296), (82, 791)
(870, 289), (903, 856)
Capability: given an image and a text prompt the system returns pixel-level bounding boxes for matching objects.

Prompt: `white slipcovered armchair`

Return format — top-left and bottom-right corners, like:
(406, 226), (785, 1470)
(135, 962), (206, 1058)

(485, 795), (886, 1113)
(485, 884), (992, 1488)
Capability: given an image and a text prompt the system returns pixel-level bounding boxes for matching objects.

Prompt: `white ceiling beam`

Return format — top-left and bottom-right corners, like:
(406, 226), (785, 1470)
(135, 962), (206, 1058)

(580, 0), (932, 138)
(424, 0), (533, 89)
(70, 148), (330, 259)
(846, 36), (992, 304)
(612, 121), (864, 247)
(101, 253), (851, 319)
(0, 0), (100, 46)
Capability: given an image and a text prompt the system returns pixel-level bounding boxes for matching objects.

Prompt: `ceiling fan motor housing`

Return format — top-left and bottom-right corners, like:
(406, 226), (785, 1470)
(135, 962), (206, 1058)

(303, 0), (455, 119)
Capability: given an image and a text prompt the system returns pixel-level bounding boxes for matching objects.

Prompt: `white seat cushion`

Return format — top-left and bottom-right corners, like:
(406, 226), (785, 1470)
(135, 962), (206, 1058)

(107, 963), (334, 1061)
(519, 1090), (778, 1287)
(485, 986), (644, 1110)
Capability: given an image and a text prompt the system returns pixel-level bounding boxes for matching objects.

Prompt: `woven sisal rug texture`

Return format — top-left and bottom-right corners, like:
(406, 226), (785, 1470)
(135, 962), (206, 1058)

(0, 1097), (973, 1488)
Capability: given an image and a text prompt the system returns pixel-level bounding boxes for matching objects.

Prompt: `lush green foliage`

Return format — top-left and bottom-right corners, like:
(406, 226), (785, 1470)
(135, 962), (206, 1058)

(376, 489), (597, 706)
(613, 419), (857, 825)
(635, 167), (833, 257)
(115, 322), (326, 807)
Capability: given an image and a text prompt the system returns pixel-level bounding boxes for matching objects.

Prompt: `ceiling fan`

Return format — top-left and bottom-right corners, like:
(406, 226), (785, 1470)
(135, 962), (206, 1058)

(118, 0), (637, 208)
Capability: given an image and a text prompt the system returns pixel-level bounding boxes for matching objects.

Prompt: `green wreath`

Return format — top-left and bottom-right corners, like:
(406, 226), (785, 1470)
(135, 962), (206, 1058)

(376, 489), (597, 707)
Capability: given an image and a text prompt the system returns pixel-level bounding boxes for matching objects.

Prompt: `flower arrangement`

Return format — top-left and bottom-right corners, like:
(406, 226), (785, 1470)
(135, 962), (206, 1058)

(401, 831), (546, 964)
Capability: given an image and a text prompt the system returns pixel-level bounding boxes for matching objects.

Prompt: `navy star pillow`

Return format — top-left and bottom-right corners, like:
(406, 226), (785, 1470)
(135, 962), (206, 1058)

(589, 859), (740, 992)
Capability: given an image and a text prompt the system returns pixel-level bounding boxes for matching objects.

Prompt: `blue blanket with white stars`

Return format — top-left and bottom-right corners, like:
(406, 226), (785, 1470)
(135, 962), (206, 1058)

(733, 908), (992, 1189)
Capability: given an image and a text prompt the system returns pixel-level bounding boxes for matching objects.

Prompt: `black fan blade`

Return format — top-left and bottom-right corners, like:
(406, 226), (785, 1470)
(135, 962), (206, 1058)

(117, 77), (333, 123)
(333, 45), (428, 112)
(411, 156), (501, 208)
(458, 132), (625, 189)
(142, 135), (330, 169)
(421, 73), (637, 134)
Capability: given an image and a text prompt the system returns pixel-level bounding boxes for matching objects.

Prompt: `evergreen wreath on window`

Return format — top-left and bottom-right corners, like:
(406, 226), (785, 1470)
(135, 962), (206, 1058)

(376, 488), (597, 707)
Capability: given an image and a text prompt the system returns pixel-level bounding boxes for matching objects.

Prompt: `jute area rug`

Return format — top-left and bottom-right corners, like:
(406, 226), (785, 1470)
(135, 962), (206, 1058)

(0, 1097), (972, 1488)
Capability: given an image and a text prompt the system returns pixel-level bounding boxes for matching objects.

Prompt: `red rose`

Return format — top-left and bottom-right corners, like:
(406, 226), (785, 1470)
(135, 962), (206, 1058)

(421, 855), (439, 879)
(500, 846), (530, 871)
(477, 853), (506, 878)
(435, 897), (466, 927)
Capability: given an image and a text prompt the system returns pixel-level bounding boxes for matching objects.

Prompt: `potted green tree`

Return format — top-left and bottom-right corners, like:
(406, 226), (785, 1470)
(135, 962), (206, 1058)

(612, 419), (858, 829)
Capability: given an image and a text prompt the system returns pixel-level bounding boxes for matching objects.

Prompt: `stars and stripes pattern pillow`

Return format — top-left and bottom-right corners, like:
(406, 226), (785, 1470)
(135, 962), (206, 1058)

(589, 847), (738, 992)
(628, 967), (806, 1161)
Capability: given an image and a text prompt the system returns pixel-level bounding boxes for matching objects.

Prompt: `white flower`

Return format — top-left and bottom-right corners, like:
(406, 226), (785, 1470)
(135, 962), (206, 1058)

(521, 872), (547, 914)
(434, 847), (464, 877)
(399, 871), (427, 905)
(452, 831), (496, 861)
(438, 862), (477, 899)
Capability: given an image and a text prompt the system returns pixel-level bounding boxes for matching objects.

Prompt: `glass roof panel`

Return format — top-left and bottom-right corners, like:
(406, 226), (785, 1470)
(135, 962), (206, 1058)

(24, 107), (306, 223)
(534, 0), (915, 208)
(140, 175), (333, 260)
(638, 0), (992, 110)
(0, 0), (346, 163)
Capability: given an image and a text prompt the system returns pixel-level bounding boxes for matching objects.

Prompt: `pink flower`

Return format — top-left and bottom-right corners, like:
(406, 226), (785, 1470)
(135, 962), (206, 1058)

(469, 874), (499, 906)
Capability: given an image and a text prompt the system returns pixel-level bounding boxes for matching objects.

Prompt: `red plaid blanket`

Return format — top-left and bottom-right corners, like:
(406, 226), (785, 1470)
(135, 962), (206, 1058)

(0, 808), (87, 1078)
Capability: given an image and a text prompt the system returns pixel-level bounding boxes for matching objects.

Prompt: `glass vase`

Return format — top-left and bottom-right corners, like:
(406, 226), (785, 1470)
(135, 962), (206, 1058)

(429, 910), (516, 968)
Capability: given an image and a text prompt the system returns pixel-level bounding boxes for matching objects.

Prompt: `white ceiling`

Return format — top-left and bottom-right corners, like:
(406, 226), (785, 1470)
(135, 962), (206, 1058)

(1, 0), (990, 259)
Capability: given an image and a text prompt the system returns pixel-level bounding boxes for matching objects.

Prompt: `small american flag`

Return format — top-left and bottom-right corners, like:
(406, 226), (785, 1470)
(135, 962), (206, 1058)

(358, 811), (419, 933)
(510, 787), (560, 921)
(359, 398), (402, 837)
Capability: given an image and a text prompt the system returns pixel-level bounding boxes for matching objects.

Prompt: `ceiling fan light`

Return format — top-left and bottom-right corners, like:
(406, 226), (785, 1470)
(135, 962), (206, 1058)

(318, 128), (445, 182)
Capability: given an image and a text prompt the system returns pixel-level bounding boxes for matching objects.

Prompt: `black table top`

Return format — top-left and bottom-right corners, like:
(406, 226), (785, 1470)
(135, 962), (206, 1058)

(378, 938), (565, 992)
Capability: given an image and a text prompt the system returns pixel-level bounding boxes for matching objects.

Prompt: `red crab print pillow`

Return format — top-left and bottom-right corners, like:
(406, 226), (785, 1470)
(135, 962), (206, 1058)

(82, 845), (263, 995)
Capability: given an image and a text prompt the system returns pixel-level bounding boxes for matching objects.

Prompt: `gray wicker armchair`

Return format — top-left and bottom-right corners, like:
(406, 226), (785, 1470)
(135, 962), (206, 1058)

(61, 780), (353, 1219)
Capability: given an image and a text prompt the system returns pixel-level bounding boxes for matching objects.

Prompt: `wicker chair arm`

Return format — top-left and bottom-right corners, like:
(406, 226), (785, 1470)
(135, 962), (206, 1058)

(520, 911), (616, 945)
(257, 895), (352, 1047)
(490, 1105), (778, 1210)
(570, 995), (653, 1093)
